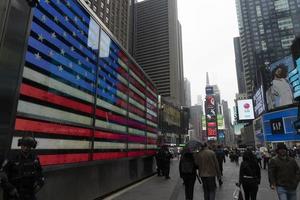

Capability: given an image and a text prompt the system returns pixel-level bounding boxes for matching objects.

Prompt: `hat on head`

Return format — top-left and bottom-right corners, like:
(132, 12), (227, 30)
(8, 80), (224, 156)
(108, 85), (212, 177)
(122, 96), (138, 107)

(276, 143), (287, 151)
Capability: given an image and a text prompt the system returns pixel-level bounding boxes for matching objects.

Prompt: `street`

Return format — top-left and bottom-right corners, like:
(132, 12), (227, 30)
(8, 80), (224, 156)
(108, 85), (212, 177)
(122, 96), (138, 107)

(105, 157), (299, 200)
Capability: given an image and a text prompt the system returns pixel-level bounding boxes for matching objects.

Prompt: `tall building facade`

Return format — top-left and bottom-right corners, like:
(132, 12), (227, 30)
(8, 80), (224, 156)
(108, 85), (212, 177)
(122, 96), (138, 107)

(84, 0), (130, 49)
(133, 0), (184, 106)
(235, 0), (300, 96)
(234, 37), (247, 94)
(184, 78), (191, 107)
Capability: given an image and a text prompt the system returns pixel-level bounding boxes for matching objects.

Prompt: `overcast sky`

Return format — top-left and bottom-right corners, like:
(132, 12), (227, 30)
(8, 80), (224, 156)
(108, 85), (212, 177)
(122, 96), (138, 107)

(177, 0), (239, 110)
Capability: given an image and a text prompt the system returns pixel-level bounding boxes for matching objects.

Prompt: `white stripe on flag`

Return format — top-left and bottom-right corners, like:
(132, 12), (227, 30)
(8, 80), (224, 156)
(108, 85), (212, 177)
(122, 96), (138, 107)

(128, 128), (145, 136)
(129, 84), (146, 98)
(23, 67), (94, 103)
(95, 119), (127, 133)
(17, 100), (92, 125)
(94, 141), (126, 149)
(128, 143), (145, 149)
(147, 132), (158, 139)
(11, 137), (91, 149)
(128, 112), (146, 123)
(129, 70), (145, 87)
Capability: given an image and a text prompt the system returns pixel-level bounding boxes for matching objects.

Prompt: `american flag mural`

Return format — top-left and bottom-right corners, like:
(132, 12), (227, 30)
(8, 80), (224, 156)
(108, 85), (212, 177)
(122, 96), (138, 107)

(12, 0), (158, 166)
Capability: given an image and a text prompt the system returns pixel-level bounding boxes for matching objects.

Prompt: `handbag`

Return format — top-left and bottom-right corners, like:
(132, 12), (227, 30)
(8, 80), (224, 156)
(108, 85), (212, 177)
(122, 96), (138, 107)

(233, 185), (244, 200)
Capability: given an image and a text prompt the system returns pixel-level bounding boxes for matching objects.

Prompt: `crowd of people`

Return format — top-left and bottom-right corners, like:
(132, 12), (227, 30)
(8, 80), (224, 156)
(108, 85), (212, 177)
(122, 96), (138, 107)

(156, 143), (300, 200)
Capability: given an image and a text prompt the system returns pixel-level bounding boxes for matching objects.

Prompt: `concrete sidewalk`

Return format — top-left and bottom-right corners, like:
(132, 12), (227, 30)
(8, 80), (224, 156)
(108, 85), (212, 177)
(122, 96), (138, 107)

(105, 158), (299, 200)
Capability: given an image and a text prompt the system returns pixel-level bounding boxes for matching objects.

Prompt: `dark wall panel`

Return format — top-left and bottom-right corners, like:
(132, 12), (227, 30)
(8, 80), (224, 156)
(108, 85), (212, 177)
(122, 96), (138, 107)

(36, 156), (155, 200)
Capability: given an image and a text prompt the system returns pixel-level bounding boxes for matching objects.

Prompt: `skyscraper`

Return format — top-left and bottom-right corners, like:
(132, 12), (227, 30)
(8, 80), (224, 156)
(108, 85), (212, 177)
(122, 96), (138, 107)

(84, 0), (130, 49)
(235, 0), (300, 96)
(133, 0), (184, 106)
(234, 37), (246, 94)
(184, 78), (191, 107)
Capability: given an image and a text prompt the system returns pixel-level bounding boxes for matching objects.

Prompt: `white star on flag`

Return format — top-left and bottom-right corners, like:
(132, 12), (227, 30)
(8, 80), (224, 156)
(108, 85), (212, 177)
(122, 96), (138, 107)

(45, 0), (50, 4)
(80, 30), (84, 35)
(70, 46), (75, 51)
(63, 32), (67, 38)
(78, 61), (82, 65)
(60, 49), (65, 55)
(92, 55), (96, 60)
(67, 1), (71, 7)
(79, 45), (83, 50)
(69, 62), (73, 68)
(49, 50), (54, 57)
(38, 34), (44, 42)
(56, 0), (60, 4)
(74, 16), (78, 23)
(72, 31), (76, 37)
(90, 82), (94, 87)
(85, 72), (88, 77)
(42, 15), (47, 22)
(35, 52), (41, 60)
(51, 32), (56, 38)
(76, 75), (80, 80)
(65, 16), (69, 22)
(54, 16), (59, 23)
(86, 57), (89, 62)
(58, 65), (63, 72)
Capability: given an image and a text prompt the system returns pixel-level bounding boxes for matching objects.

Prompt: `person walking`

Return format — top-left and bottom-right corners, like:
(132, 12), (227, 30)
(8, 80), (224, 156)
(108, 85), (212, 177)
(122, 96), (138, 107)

(194, 143), (222, 200)
(179, 148), (197, 200)
(255, 149), (262, 168)
(155, 148), (164, 176)
(268, 143), (300, 200)
(239, 150), (261, 200)
(161, 145), (172, 179)
(215, 145), (226, 176)
(262, 150), (270, 169)
(0, 136), (45, 200)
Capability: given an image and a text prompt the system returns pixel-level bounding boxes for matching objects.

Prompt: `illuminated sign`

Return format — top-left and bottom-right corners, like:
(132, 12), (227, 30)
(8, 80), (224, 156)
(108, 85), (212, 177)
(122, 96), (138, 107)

(237, 99), (255, 120)
(253, 86), (265, 117)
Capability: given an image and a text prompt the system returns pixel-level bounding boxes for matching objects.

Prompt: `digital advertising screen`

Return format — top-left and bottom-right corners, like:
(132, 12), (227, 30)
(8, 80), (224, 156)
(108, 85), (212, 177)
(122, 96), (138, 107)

(253, 85), (265, 117)
(237, 99), (255, 121)
(205, 95), (218, 138)
(265, 56), (295, 111)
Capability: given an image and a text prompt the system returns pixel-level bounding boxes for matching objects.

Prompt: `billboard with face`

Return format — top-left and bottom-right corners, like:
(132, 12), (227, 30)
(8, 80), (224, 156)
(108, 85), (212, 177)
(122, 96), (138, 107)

(265, 56), (295, 110)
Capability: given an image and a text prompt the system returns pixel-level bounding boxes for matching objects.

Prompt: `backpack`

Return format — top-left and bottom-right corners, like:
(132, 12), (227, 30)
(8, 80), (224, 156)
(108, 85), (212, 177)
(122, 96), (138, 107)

(180, 154), (195, 174)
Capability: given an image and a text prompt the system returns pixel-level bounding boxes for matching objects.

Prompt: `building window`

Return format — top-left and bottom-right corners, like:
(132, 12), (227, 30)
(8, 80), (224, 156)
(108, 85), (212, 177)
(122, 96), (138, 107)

(100, 12), (103, 18)
(281, 35), (295, 49)
(93, 5), (97, 12)
(261, 40), (267, 51)
(106, 7), (109, 13)
(274, 0), (289, 12)
(278, 17), (293, 30)
(256, 5), (262, 17)
(101, 2), (104, 8)
(105, 17), (109, 23)
(85, 0), (91, 6)
(258, 23), (264, 34)
(106, 0), (110, 4)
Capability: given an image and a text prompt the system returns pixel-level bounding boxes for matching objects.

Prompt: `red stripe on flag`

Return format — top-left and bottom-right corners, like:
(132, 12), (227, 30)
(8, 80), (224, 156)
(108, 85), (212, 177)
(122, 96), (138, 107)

(38, 153), (89, 165)
(15, 118), (93, 137)
(93, 152), (127, 160)
(20, 84), (93, 114)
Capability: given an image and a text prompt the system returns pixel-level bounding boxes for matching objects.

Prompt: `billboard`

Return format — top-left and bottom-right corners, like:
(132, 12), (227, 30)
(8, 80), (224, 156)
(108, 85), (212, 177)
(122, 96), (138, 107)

(253, 117), (264, 146)
(205, 96), (217, 139)
(202, 114), (224, 130)
(205, 86), (214, 95)
(253, 86), (265, 117)
(262, 107), (300, 142)
(237, 99), (255, 120)
(266, 56), (295, 110)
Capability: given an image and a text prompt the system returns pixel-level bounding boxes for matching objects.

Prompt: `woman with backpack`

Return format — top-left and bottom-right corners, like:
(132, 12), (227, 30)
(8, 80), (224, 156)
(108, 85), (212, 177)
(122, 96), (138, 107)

(179, 148), (197, 200)
(238, 150), (261, 200)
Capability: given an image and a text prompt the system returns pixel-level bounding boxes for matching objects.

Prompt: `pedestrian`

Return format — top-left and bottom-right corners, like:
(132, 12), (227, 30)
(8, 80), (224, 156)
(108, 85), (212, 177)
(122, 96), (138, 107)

(0, 136), (45, 200)
(214, 145), (226, 176)
(262, 150), (270, 169)
(161, 145), (172, 179)
(239, 150), (261, 200)
(268, 143), (300, 200)
(155, 148), (163, 176)
(194, 143), (222, 200)
(255, 149), (262, 168)
(179, 148), (197, 200)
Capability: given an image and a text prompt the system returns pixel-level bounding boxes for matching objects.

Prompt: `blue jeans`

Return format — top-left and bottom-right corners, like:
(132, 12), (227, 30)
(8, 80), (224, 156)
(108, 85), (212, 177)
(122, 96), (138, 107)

(276, 186), (297, 200)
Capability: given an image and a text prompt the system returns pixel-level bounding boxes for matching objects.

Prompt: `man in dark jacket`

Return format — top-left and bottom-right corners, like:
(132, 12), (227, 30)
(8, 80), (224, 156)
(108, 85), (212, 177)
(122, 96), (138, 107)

(268, 143), (300, 200)
(161, 145), (172, 179)
(194, 143), (221, 200)
(214, 145), (226, 176)
(0, 136), (44, 200)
